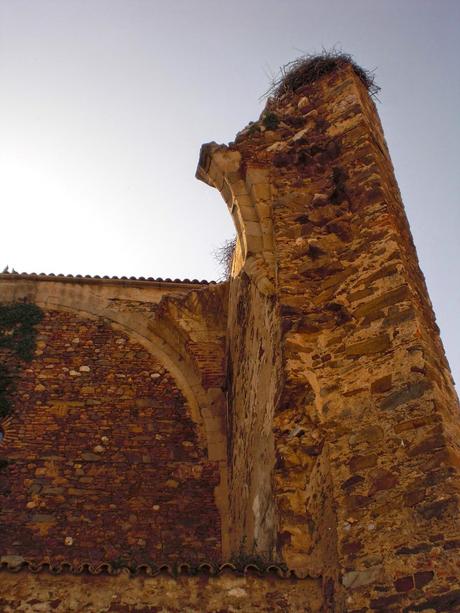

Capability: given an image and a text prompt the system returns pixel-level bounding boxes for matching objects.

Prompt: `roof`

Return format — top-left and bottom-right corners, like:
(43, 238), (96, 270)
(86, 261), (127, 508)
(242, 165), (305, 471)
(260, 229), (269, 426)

(0, 556), (312, 579)
(0, 271), (215, 286)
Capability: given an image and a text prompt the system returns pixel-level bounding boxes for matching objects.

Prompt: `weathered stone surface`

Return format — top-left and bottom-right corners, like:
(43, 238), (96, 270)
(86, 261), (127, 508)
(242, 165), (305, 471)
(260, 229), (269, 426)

(0, 571), (323, 612)
(394, 574), (414, 592)
(403, 589), (460, 612)
(345, 335), (391, 357)
(370, 374), (392, 394)
(342, 565), (383, 588)
(414, 570), (434, 589)
(197, 62), (460, 611)
(1, 60), (459, 611)
(380, 380), (432, 410)
(225, 271), (281, 560)
(0, 310), (222, 566)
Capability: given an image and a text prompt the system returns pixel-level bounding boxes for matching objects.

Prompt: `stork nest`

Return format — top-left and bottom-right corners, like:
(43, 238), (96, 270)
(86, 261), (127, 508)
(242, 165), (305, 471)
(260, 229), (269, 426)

(265, 50), (380, 100)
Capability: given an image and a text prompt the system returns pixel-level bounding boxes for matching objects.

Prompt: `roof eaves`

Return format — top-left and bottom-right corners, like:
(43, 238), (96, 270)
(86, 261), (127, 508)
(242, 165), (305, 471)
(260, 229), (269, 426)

(0, 271), (215, 286)
(0, 557), (312, 579)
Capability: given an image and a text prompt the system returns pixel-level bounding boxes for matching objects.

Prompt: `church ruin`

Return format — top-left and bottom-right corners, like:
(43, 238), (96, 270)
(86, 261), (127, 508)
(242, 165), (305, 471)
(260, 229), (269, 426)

(1, 56), (459, 612)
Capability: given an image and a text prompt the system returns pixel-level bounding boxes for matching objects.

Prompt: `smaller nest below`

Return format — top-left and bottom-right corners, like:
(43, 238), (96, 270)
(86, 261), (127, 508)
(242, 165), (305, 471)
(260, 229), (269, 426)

(266, 50), (380, 100)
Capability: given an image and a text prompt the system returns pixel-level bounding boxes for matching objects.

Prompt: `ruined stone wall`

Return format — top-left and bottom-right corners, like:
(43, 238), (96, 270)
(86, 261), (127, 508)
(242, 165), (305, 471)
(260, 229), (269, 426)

(225, 268), (281, 560)
(264, 67), (460, 612)
(0, 569), (322, 613)
(200, 64), (460, 611)
(0, 276), (322, 612)
(1, 61), (460, 612)
(0, 308), (221, 567)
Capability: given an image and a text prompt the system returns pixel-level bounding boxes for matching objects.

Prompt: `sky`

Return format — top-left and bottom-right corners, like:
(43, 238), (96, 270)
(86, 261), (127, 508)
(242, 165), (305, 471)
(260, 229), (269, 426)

(0, 0), (459, 383)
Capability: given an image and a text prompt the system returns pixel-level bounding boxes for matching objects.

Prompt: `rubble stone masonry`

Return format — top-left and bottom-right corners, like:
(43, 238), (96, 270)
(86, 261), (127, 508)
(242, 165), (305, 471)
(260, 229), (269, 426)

(198, 63), (460, 611)
(0, 309), (221, 565)
(1, 62), (459, 611)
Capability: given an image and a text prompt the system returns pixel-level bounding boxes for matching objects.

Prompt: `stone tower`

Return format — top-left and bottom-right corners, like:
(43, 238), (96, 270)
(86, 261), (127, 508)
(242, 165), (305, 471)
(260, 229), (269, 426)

(0, 56), (459, 611)
(198, 56), (460, 611)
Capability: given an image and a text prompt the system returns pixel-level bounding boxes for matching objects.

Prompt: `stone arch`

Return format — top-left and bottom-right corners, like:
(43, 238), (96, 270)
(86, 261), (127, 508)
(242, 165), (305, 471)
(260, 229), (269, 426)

(197, 142), (276, 295)
(0, 280), (229, 557)
(43, 302), (208, 442)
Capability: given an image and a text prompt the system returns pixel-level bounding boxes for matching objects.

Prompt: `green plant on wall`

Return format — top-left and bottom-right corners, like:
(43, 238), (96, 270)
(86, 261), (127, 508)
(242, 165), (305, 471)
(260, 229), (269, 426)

(0, 364), (11, 419)
(262, 112), (279, 130)
(0, 302), (43, 419)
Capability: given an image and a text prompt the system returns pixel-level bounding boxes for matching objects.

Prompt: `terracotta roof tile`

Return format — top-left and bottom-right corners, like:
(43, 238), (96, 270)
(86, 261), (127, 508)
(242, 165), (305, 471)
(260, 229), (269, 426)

(0, 271), (215, 285)
(0, 557), (310, 579)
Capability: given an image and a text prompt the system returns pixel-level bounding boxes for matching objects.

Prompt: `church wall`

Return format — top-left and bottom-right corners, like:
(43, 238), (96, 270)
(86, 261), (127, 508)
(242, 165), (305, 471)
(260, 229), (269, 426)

(0, 569), (322, 613)
(199, 63), (460, 611)
(225, 267), (282, 561)
(264, 67), (460, 610)
(0, 307), (222, 568)
(1, 59), (460, 612)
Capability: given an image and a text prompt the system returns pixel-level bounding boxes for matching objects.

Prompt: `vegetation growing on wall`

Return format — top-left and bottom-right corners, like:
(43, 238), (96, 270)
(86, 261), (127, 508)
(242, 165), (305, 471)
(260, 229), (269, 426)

(213, 237), (237, 281)
(0, 302), (43, 419)
(262, 112), (280, 130)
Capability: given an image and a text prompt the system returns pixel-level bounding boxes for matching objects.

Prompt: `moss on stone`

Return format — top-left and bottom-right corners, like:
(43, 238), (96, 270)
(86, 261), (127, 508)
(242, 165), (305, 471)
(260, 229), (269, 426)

(0, 302), (43, 418)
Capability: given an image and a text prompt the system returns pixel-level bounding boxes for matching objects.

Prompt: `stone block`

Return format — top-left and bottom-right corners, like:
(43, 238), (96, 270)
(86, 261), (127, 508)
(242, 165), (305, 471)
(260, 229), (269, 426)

(345, 335), (391, 356)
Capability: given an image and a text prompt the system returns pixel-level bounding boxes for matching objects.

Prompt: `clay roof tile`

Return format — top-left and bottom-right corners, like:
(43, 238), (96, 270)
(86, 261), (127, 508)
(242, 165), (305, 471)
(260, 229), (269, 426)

(0, 270), (215, 286)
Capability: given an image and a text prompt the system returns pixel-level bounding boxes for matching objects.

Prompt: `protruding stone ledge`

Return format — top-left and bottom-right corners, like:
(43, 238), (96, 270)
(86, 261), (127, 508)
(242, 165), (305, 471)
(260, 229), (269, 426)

(197, 143), (276, 295)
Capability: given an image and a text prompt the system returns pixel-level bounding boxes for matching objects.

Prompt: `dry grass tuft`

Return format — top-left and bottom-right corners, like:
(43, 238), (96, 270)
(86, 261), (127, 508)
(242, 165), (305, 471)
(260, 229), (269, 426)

(213, 237), (236, 281)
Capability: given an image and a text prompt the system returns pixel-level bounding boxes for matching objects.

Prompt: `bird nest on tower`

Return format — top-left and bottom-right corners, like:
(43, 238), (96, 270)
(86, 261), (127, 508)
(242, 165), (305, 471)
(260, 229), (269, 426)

(265, 50), (380, 100)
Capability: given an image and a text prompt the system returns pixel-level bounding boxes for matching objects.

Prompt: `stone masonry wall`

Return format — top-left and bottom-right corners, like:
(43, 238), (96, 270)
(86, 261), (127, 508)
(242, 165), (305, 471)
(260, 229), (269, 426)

(225, 269), (282, 561)
(200, 64), (460, 611)
(0, 308), (221, 568)
(265, 67), (460, 612)
(0, 569), (322, 613)
(1, 61), (460, 613)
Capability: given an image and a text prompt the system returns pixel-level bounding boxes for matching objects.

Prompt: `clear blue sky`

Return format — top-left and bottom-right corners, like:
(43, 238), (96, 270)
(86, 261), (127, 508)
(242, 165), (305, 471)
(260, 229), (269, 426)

(1, 0), (459, 383)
